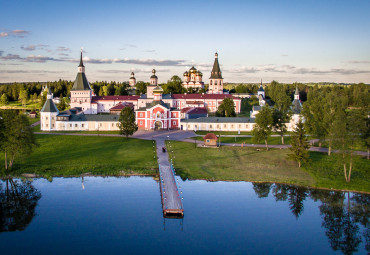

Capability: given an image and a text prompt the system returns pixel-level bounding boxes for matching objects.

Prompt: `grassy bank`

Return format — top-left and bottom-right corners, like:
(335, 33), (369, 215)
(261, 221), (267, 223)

(168, 141), (369, 192)
(0, 134), (157, 177)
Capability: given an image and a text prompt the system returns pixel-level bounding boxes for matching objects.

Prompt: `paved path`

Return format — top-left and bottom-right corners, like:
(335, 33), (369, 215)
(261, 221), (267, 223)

(155, 137), (184, 217)
(30, 121), (40, 127)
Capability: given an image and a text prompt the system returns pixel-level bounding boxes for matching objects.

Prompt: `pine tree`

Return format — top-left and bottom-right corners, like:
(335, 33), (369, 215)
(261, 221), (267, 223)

(118, 107), (138, 140)
(252, 105), (273, 150)
(0, 94), (9, 105)
(57, 97), (66, 111)
(287, 118), (310, 168)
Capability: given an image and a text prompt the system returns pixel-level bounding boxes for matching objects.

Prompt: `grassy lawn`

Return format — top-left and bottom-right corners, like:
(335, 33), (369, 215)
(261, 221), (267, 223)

(1, 101), (40, 110)
(0, 134), (157, 177)
(167, 141), (369, 192)
(303, 152), (369, 192)
(167, 141), (315, 186)
(192, 135), (291, 145)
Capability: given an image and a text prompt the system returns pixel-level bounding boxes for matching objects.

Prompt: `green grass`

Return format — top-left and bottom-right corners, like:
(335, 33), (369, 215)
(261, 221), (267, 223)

(312, 141), (367, 151)
(0, 134), (157, 177)
(167, 141), (315, 186)
(28, 116), (40, 125)
(303, 152), (369, 192)
(1, 100), (40, 110)
(192, 135), (291, 145)
(168, 141), (370, 192)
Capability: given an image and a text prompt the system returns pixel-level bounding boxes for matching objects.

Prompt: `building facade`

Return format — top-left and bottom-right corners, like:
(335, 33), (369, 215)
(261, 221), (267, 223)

(182, 66), (204, 90)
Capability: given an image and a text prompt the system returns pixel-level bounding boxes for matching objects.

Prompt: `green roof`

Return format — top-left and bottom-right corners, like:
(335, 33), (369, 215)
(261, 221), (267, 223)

(79, 52), (84, 67)
(182, 117), (254, 123)
(210, 53), (223, 79)
(136, 100), (171, 111)
(40, 99), (58, 113)
(153, 85), (163, 93)
(71, 72), (91, 91)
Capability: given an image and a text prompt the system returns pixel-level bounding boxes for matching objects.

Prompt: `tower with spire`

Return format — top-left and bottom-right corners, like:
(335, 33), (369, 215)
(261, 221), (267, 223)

(70, 51), (94, 113)
(208, 52), (224, 94)
(40, 87), (59, 131)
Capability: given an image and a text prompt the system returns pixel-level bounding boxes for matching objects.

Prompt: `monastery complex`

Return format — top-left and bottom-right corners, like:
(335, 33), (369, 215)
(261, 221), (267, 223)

(40, 52), (302, 132)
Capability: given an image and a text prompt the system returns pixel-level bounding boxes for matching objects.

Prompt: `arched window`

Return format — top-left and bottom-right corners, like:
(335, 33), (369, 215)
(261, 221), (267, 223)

(210, 80), (212, 85)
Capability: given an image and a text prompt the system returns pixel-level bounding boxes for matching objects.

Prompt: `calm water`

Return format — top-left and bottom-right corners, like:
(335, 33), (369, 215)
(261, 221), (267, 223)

(0, 177), (368, 255)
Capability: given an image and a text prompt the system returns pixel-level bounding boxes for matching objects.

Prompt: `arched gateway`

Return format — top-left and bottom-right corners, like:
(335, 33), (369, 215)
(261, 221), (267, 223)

(155, 121), (162, 130)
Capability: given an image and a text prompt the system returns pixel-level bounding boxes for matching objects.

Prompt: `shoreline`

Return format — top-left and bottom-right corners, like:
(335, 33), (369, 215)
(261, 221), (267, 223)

(1, 173), (369, 195)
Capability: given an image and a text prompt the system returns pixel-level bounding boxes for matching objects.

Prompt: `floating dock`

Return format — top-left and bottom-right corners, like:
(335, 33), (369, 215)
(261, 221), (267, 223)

(156, 139), (184, 217)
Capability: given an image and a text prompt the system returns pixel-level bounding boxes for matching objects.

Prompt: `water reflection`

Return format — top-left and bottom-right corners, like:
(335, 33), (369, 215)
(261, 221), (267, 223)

(0, 178), (41, 232)
(252, 183), (369, 254)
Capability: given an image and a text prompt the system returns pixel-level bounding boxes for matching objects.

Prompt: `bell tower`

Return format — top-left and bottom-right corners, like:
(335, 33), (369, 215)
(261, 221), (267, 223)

(209, 52), (223, 94)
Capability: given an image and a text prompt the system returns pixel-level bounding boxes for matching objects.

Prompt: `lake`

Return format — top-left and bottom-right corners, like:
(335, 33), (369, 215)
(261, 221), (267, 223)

(0, 177), (368, 255)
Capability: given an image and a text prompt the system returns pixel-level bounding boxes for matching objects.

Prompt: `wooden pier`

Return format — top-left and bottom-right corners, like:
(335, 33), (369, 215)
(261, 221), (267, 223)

(156, 139), (184, 217)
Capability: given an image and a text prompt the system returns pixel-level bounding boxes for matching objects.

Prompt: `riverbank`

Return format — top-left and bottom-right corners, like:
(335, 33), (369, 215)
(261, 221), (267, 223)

(1, 134), (368, 193)
(167, 141), (370, 193)
(0, 135), (158, 178)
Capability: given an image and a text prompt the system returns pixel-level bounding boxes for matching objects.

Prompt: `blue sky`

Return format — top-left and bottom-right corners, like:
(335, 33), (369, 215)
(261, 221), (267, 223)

(1, 0), (369, 83)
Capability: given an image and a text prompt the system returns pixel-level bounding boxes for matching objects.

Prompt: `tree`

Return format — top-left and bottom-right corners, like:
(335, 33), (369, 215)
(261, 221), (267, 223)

(252, 105), (273, 150)
(98, 86), (105, 96)
(18, 89), (28, 106)
(216, 98), (236, 117)
(0, 94), (9, 105)
(287, 118), (310, 168)
(118, 107), (138, 140)
(0, 179), (41, 232)
(302, 85), (327, 147)
(271, 88), (292, 145)
(135, 81), (148, 95)
(163, 75), (185, 94)
(0, 111), (37, 171)
(332, 109), (364, 182)
(57, 97), (66, 111)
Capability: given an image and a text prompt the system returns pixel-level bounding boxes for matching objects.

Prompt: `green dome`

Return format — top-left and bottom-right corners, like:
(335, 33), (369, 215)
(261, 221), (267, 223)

(153, 85), (163, 93)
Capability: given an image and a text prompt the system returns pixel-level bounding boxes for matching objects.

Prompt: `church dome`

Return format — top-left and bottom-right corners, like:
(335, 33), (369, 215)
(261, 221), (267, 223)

(153, 85), (163, 93)
(183, 71), (189, 76)
(189, 66), (197, 73)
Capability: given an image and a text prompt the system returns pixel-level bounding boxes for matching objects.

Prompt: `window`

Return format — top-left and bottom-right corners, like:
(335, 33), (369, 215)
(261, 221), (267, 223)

(82, 124), (84, 127)
(210, 125), (212, 128)
(52, 124), (54, 128)
(210, 80), (212, 85)
(217, 124), (220, 129)
(99, 123), (102, 127)
(206, 139), (210, 143)
(116, 123), (119, 127)
(46, 117), (48, 120)
(140, 121), (143, 125)
(140, 113), (143, 117)
(75, 124), (78, 128)
(52, 117), (54, 120)
(224, 124), (227, 128)
(70, 124), (72, 127)
(46, 124), (48, 127)
(215, 81), (218, 85)
(173, 121), (176, 125)
(112, 123), (114, 127)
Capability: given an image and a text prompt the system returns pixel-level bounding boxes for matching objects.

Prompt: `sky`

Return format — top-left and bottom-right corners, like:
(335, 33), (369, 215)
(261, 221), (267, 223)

(0, 0), (369, 84)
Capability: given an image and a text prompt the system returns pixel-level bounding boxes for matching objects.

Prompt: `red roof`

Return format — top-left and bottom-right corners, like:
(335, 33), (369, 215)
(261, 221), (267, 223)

(92, 95), (140, 103)
(186, 101), (204, 104)
(183, 107), (208, 115)
(203, 133), (218, 140)
(180, 107), (192, 113)
(172, 94), (239, 100)
(30, 111), (37, 114)
(110, 102), (134, 111)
